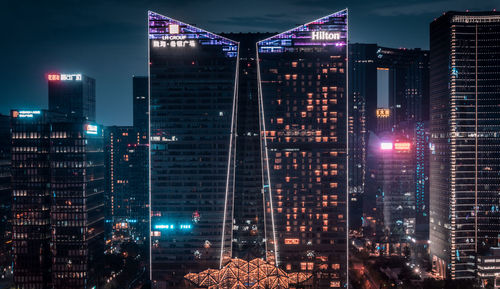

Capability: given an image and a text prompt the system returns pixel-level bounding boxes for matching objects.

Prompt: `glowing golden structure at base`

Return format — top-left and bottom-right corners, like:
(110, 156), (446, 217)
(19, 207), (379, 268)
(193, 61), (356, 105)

(184, 258), (311, 289)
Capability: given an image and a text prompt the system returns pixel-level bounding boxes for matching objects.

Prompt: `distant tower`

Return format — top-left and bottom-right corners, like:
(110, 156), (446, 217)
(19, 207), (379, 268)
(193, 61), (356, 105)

(48, 73), (96, 121)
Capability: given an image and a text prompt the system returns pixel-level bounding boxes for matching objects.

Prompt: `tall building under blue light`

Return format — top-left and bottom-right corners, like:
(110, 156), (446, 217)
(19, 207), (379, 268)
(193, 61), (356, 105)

(148, 10), (349, 289)
(257, 10), (348, 288)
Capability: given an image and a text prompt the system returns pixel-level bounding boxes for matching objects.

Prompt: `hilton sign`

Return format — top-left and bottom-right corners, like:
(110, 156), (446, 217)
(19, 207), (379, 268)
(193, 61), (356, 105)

(311, 31), (341, 40)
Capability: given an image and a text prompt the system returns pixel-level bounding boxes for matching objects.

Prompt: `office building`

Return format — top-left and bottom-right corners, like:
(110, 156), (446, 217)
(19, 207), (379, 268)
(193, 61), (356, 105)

(257, 10), (348, 288)
(430, 11), (500, 279)
(349, 44), (429, 237)
(48, 73), (96, 121)
(378, 137), (415, 254)
(148, 11), (239, 288)
(148, 9), (349, 288)
(11, 109), (104, 288)
(105, 126), (148, 242)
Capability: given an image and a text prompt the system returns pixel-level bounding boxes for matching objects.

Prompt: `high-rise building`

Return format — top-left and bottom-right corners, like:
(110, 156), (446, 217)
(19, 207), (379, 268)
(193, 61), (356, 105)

(257, 10), (348, 288)
(11, 109), (104, 288)
(349, 44), (429, 237)
(133, 76), (149, 133)
(429, 11), (500, 280)
(377, 136), (415, 253)
(148, 9), (349, 289)
(105, 126), (148, 242)
(376, 47), (429, 128)
(148, 11), (239, 288)
(48, 73), (96, 121)
(348, 44), (377, 231)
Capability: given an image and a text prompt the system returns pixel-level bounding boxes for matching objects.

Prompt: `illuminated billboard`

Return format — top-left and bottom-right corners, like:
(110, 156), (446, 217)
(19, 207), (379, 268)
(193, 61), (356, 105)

(394, 142), (411, 151)
(380, 142), (393, 150)
(376, 108), (390, 118)
(258, 9), (347, 53)
(85, 124), (98, 135)
(48, 74), (82, 81)
(12, 110), (41, 118)
(148, 11), (237, 57)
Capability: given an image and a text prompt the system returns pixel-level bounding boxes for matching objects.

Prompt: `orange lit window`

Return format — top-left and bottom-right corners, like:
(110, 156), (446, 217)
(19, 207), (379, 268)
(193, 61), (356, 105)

(284, 238), (300, 245)
(277, 118), (283, 124)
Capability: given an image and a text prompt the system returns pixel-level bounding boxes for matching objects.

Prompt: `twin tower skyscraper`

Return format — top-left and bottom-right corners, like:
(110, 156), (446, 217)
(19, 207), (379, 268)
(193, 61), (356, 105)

(148, 10), (348, 288)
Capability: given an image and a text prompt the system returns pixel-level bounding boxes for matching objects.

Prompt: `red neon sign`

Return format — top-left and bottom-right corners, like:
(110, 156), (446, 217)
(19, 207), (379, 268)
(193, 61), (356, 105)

(48, 74), (60, 81)
(394, 142), (410, 150)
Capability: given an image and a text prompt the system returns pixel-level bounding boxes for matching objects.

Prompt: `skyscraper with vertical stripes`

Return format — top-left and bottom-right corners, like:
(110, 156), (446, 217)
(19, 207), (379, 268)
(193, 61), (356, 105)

(430, 11), (500, 280)
(148, 10), (348, 288)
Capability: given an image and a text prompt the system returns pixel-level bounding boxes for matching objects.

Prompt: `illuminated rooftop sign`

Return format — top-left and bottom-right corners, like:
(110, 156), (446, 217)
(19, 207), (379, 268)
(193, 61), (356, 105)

(376, 108), (390, 118)
(394, 142), (411, 151)
(148, 11), (237, 57)
(311, 31), (340, 40)
(258, 9), (347, 53)
(12, 110), (41, 118)
(380, 142), (393, 150)
(85, 124), (98, 135)
(48, 74), (82, 81)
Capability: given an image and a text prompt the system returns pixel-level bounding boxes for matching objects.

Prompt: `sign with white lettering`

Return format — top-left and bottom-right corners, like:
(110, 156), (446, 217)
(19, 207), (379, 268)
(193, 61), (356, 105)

(311, 31), (341, 41)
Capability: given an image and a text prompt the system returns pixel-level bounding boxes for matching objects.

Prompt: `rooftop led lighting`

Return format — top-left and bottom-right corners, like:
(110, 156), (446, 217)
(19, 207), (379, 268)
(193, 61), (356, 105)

(380, 142), (393, 150)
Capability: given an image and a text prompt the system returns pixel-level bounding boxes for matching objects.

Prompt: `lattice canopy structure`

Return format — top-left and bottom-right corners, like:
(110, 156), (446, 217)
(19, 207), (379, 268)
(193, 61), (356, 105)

(184, 258), (311, 289)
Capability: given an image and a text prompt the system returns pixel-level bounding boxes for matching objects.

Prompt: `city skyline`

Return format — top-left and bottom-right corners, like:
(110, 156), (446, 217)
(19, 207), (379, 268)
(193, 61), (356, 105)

(2, 3), (500, 289)
(1, 0), (497, 126)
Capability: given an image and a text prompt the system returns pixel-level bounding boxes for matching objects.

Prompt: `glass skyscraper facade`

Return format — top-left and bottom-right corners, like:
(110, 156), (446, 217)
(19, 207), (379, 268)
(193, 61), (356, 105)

(148, 10), (348, 289)
(105, 126), (148, 242)
(430, 11), (500, 280)
(148, 11), (238, 288)
(48, 73), (96, 122)
(257, 10), (348, 288)
(11, 110), (104, 289)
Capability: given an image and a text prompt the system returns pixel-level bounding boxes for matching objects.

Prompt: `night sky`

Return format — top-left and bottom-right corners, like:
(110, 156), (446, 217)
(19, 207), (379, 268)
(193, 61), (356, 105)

(1, 0), (498, 125)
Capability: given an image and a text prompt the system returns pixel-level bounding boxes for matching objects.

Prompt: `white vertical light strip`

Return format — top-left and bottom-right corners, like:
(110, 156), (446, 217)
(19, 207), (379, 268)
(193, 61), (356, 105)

(230, 45), (239, 260)
(256, 45), (279, 265)
(474, 23), (478, 255)
(220, 43), (239, 268)
(147, 11), (153, 282)
(257, 62), (269, 255)
(345, 8), (349, 289)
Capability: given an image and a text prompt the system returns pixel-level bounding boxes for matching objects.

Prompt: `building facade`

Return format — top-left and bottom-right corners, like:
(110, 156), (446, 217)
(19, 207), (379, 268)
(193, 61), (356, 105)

(11, 109), (104, 289)
(378, 137), (415, 253)
(430, 11), (500, 279)
(105, 126), (148, 242)
(257, 10), (348, 288)
(148, 11), (239, 288)
(48, 73), (96, 121)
